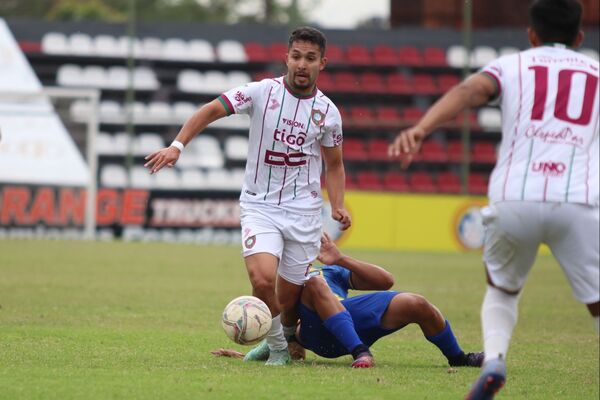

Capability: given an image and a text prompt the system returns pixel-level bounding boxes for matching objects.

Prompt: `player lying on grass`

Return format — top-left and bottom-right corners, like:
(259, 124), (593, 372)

(215, 233), (483, 368)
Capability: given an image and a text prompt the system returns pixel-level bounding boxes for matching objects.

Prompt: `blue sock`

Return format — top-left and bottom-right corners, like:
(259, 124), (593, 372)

(323, 311), (364, 354)
(426, 320), (463, 359)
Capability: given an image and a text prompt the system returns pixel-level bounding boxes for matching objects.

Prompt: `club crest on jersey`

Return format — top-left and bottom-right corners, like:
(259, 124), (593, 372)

(311, 109), (326, 127)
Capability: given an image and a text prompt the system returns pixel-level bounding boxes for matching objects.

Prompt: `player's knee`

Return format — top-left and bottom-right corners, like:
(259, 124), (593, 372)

(304, 276), (328, 296)
(405, 294), (435, 318)
(249, 274), (275, 298)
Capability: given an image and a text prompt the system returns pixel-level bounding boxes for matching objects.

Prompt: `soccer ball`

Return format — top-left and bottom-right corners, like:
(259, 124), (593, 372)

(221, 295), (272, 345)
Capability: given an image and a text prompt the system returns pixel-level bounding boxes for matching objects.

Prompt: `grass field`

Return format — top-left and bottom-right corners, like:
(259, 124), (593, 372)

(0, 240), (598, 399)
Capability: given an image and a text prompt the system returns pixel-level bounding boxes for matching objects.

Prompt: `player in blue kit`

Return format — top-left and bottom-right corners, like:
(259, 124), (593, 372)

(240, 233), (483, 367)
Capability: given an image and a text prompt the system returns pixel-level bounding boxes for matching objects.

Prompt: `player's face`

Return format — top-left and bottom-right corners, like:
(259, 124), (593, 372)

(285, 40), (327, 94)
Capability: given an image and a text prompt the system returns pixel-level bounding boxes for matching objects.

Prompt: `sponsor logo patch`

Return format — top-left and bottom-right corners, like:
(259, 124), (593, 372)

(244, 235), (256, 249)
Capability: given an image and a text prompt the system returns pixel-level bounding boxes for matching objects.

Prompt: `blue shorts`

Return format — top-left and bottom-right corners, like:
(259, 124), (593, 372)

(298, 291), (402, 358)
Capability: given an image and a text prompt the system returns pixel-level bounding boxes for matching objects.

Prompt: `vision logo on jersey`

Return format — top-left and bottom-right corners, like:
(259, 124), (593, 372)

(311, 109), (326, 127)
(532, 161), (567, 177)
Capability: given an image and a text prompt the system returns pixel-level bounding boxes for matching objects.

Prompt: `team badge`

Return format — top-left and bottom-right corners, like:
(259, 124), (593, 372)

(311, 109), (326, 127)
(244, 235), (256, 249)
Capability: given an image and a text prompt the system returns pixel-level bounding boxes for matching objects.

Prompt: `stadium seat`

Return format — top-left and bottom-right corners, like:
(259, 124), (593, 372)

(188, 39), (215, 62)
(349, 106), (374, 127)
(357, 171), (383, 191)
(134, 133), (164, 156)
(154, 168), (181, 189)
(162, 38), (189, 60)
(268, 42), (288, 62)
(386, 73), (412, 95)
(180, 168), (207, 190)
(70, 99), (93, 122)
(134, 67), (160, 90)
(447, 45), (469, 68)
(345, 45), (371, 65)
(343, 139), (367, 161)
(112, 132), (132, 155)
(82, 65), (108, 88)
(499, 46), (520, 57)
(335, 71), (360, 93)
(413, 74), (438, 95)
(205, 169), (240, 190)
(468, 173), (488, 195)
(116, 36), (142, 58)
(68, 33), (93, 56)
(420, 140), (448, 162)
(375, 107), (401, 126)
(230, 168), (246, 189)
(173, 101), (197, 122)
(100, 164), (128, 188)
(368, 139), (390, 161)
(177, 70), (204, 93)
(178, 136), (224, 169)
(372, 45), (399, 66)
(224, 136), (249, 161)
(217, 40), (247, 63)
(41, 32), (68, 54)
(360, 72), (385, 94)
(56, 64), (82, 86)
(478, 107), (502, 131)
(471, 141), (497, 164)
(99, 101), (123, 123)
(203, 70), (230, 94)
(130, 166), (154, 189)
(409, 171), (437, 193)
(438, 74), (461, 92)
(471, 46), (498, 68)
(228, 71), (252, 87)
(325, 44), (345, 64)
(140, 37), (163, 59)
(447, 140), (465, 162)
(316, 72), (335, 92)
(437, 172), (462, 194)
(96, 132), (115, 155)
(244, 42), (270, 63)
(106, 66), (128, 89)
(345, 173), (359, 190)
(93, 35), (120, 57)
(146, 102), (172, 124)
(422, 47), (447, 67)
(402, 107), (424, 124)
(398, 46), (422, 67)
(383, 171), (409, 192)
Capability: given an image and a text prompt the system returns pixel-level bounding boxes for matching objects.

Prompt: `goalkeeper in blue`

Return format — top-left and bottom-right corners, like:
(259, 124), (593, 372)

(242, 233), (483, 367)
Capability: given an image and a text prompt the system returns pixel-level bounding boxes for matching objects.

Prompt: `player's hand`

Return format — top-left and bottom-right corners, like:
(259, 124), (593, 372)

(388, 126), (426, 169)
(332, 208), (351, 230)
(210, 348), (244, 358)
(318, 232), (343, 265)
(144, 146), (181, 174)
(288, 341), (305, 361)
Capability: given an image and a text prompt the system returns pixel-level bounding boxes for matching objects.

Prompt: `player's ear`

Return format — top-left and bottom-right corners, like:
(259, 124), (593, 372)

(572, 30), (584, 49)
(527, 28), (539, 47)
(319, 56), (327, 71)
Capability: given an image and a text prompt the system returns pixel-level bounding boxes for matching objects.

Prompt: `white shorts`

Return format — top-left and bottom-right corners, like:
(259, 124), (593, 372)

(240, 203), (322, 286)
(483, 201), (599, 304)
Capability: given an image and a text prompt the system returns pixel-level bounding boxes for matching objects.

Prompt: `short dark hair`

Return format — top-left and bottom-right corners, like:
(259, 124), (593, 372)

(288, 26), (326, 56)
(529, 0), (582, 46)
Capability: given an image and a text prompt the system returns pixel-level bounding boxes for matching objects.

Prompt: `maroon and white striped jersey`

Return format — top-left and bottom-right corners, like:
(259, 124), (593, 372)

(482, 44), (599, 206)
(219, 76), (342, 213)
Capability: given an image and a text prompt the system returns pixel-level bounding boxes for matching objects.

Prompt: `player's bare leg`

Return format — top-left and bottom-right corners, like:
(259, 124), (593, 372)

(381, 293), (483, 367)
(243, 253), (289, 364)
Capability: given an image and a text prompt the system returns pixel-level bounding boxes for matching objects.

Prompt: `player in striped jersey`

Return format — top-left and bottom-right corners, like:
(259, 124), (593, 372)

(145, 27), (358, 366)
(389, 1), (599, 398)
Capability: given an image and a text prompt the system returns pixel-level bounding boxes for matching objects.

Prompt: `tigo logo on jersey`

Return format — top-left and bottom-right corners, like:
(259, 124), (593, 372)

(274, 128), (307, 146)
(532, 161), (567, 177)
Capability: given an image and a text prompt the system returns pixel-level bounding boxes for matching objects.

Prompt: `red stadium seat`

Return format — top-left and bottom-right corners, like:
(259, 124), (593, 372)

(368, 139), (390, 161)
(372, 45), (399, 66)
(420, 140), (448, 162)
(383, 171), (409, 192)
(335, 71), (360, 93)
(398, 46), (423, 67)
(471, 141), (497, 164)
(360, 72), (385, 94)
(268, 42), (288, 62)
(438, 74), (461, 92)
(343, 139), (368, 161)
(253, 71), (274, 81)
(386, 73), (412, 95)
(244, 42), (269, 63)
(422, 47), (448, 67)
(409, 171), (437, 193)
(375, 107), (401, 126)
(413, 74), (439, 95)
(350, 106), (374, 127)
(447, 140), (465, 162)
(337, 105), (349, 120)
(346, 45), (371, 65)
(437, 172), (462, 193)
(455, 112), (479, 128)
(345, 173), (359, 190)
(468, 173), (489, 195)
(317, 72), (335, 92)
(326, 44), (345, 64)
(357, 171), (383, 191)
(402, 107), (425, 124)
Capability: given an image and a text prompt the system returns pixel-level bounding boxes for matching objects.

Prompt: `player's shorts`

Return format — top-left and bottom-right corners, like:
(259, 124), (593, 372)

(483, 201), (599, 304)
(240, 202), (321, 286)
(297, 291), (401, 358)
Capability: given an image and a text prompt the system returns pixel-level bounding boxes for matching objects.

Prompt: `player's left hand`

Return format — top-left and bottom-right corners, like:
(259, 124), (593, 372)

(332, 208), (351, 230)
(144, 146), (181, 174)
(210, 348), (244, 358)
(318, 232), (343, 265)
(388, 125), (426, 169)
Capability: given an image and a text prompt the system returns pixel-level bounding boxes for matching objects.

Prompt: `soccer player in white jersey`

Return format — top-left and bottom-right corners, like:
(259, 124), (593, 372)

(144, 27), (363, 366)
(389, 0), (599, 398)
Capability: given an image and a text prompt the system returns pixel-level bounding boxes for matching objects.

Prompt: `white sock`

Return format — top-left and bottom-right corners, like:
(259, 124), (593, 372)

(594, 316), (599, 332)
(481, 285), (519, 363)
(266, 315), (288, 351)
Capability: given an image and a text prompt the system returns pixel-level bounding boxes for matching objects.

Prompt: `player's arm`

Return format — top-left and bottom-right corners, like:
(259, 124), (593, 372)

(318, 233), (394, 290)
(322, 145), (351, 230)
(389, 73), (498, 167)
(144, 99), (228, 173)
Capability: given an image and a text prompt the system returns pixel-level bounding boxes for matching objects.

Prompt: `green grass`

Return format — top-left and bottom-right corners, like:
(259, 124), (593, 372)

(0, 240), (597, 399)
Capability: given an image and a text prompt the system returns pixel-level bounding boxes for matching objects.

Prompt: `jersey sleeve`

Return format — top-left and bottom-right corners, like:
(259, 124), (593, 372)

(322, 265), (352, 295)
(320, 105), (343, 148)
(218, 80), (265, 116)
(480, 58), (504, 103)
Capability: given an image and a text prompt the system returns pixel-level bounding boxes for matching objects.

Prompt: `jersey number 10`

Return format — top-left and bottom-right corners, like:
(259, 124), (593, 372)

(529, 66), (598, 126)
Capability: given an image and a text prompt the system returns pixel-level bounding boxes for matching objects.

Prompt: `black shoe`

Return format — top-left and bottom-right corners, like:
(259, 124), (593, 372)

(449, 351), (485, 367)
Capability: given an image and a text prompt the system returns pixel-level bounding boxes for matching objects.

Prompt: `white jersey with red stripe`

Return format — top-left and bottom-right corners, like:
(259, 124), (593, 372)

(481, 44), (599, 206)
(219, 76), (342, 214)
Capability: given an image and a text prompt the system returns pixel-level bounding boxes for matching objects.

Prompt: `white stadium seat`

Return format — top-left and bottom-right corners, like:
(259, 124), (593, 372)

(146, 102), (172, 124)
(112, 132), (132, 155)
(68, 33), (94, 56)
(106, 66), (128, 89)
(140, 37), (163, 59)
(180, 168), (207, 190)
(228, 71), (252, 87)
(202, 70), (229, 94)
(69, 99), (93, 122)
(224, 136), (249, 161)
(130, 166), (154, 189)
(82, 65), (108, 88)
(56, 64), (82, 86)
(188, 39), (215, 62)
(99, 101), (123, 123)
(154, 168), (180, 189)
(96, 132), (115, 155)
(446, 45), (469, 68)
(177, 70), (204, 93)
(133, 67), (159, 90)
(115, 36), (143, 58)
(471, 46), (498, 68)
(93, 35), (120, 57)
(42, 32), (68, 54)
(101, 164), (128, 188)
(134, 132), (164, 155)
(216, 40), (247, 63)
(478, 108), (502, 131)
(173, 101), (197, 123)
(162, 38), (190, 61)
